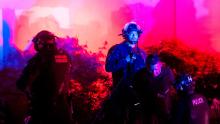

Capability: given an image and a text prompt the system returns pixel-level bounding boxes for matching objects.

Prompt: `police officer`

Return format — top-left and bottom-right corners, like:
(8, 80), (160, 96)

(95, 22), (146, 124)
(16, 30), (72, 124)
(105, 21), (146, 88)
(173, 74), (209, 124)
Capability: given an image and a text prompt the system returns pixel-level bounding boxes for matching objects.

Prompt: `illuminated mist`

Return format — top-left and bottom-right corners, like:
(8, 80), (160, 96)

(1, 0), (220, 123)
(0, 0), (219, 52)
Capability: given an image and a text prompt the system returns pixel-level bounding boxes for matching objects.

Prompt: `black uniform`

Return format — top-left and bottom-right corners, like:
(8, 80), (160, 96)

(16, 49), (72, 124)
(173, 73), (209, 124)
(173, 92), (209, 124)
(105, 41), (146, 88)
(96, 41), (146, 124)
(134, 64), (175, 124)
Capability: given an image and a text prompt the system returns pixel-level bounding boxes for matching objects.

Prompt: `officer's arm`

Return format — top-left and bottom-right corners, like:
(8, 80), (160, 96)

(16, 57), (39, 92)
(164, 68), (175, 94)
(140, 49), (147, 63)
(204, 96), (210, 124)
(105, 46), (127, 72)
(204, 111), (209, 124)
(16, 63), (32, 91)
(157, 68), (175, 99)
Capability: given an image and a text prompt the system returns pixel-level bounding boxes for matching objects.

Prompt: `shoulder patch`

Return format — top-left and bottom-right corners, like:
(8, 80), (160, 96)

(55, 54), (68, 63)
